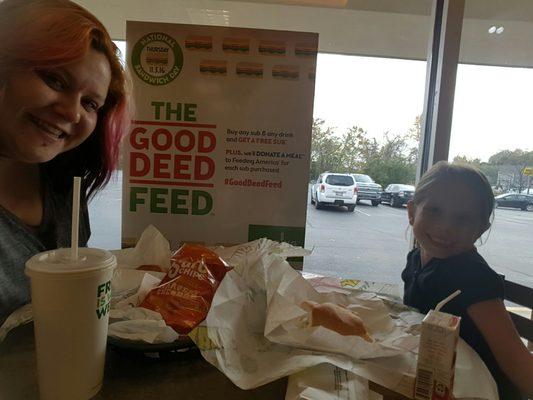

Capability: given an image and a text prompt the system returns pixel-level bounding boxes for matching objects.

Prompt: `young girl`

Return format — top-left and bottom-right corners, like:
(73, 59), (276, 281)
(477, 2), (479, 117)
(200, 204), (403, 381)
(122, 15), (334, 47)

(0, 0), (129, 324)
(402, 161), (533, 399)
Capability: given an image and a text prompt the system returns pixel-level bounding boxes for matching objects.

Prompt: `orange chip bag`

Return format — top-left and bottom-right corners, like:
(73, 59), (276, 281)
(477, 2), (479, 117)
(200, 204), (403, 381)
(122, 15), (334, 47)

(140, 244), (230, 334)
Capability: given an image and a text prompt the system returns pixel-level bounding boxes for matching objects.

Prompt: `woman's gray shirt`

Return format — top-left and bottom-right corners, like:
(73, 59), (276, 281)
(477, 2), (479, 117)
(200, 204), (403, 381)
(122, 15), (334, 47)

(0, 181), (90, 325)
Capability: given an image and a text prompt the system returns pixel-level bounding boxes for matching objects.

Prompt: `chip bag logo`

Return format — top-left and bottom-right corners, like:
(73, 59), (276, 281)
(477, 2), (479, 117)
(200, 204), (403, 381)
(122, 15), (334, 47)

(131, 32), (183, 86)
(167, 259), (207, 280)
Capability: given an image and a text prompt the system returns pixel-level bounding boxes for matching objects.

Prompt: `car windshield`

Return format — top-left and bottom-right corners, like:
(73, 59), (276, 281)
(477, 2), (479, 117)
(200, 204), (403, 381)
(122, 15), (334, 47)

(397, 185), (415, 191)
(353, 174), (373, 183)
(326, 175), (354, 186)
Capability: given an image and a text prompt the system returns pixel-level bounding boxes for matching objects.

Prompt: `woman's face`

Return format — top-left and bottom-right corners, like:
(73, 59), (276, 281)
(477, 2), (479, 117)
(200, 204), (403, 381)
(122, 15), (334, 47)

(407, 179), (489, 263)
(0, 48), (111, 163)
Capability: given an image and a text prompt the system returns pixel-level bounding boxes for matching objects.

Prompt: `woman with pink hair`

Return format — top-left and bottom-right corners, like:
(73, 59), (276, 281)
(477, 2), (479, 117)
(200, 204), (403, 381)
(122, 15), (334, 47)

(0, 0), (130, 324)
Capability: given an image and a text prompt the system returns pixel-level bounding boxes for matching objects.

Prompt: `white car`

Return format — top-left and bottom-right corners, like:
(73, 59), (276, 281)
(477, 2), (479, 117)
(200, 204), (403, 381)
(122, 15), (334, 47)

(311, 172), (358, 212)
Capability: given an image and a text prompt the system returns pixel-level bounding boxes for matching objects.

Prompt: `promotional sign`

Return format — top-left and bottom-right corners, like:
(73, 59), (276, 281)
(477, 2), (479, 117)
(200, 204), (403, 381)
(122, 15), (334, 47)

(123, 21), (318, 248)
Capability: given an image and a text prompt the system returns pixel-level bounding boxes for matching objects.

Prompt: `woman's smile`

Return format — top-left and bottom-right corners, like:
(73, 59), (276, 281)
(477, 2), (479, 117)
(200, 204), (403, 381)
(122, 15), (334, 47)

(0, 48), (111, 163)
(28, 115), (68, 141)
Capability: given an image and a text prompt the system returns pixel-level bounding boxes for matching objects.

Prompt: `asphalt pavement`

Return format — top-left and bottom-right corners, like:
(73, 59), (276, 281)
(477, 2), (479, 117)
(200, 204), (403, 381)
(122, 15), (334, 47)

(88, 175), (533, 287)
(304, 197), (533, 287)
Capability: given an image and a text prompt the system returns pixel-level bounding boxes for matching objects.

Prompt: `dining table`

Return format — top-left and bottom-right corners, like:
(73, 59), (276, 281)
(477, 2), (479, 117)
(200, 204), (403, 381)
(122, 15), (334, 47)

(0, 322), (288, 400)
(0, 322), (411, 400)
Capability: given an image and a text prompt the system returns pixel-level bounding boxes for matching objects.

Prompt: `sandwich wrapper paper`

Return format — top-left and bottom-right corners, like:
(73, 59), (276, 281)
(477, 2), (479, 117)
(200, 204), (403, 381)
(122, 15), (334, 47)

(110, 224), (169, 296)
(106, 225), (175, 343)
(197, 239), (498, 400)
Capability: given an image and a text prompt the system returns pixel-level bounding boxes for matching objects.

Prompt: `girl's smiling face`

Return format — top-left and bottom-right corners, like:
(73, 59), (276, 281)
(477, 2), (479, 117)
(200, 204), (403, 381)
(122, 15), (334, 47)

(0, 48), (111, 163)
(407, 179), (490, 265)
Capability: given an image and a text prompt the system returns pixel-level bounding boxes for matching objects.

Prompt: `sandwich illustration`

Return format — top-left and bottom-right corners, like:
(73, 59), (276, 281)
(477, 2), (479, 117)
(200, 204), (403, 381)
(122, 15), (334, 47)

(145, 47), (169, 66)
(236, 62), (263, 78)
(258, 40), (286, 56)
(295, 42), (318, 57)
(185, 35), (213, 51)
(272, 64), (299, 80)
(199, 59), (228, 75)
(223, 37), (250, 53)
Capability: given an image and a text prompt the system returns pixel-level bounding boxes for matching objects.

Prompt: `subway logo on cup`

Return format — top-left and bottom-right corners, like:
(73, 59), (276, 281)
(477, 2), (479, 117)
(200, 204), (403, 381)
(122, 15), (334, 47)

(96, 281), (112, 319)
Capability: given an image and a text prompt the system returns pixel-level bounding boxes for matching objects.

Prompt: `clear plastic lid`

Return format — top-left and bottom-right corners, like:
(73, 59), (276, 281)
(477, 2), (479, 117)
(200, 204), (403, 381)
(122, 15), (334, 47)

(25, 247), (116, 275)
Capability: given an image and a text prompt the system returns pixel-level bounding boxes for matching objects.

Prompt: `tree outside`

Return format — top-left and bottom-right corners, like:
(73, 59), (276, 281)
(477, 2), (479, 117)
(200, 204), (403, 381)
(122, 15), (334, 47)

(310, 116), (420, 188)
(310, 115), (532, 194)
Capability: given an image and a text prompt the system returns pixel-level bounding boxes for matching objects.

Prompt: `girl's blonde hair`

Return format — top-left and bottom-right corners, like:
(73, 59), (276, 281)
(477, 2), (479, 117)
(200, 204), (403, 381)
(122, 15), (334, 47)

(413, 161), (495, 228)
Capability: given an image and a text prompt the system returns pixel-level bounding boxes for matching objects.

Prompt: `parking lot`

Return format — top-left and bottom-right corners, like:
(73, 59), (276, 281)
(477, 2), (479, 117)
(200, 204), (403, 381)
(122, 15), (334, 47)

(304, 196), (533, 287)
(88, 176), (533, 287)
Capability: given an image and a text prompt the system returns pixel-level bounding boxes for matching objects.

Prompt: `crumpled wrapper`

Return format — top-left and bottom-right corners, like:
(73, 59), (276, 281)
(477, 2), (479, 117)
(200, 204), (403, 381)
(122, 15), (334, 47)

(263, 258), (415, 360)
(108, 307), (179, 343)
(107, 231), (311, 344)
(108, 225), (172, 343)
(0, 304), (33, 343)
(198, 240), (499, 400)
(110, 224), (169, 299)
(112, 224), (171, 270)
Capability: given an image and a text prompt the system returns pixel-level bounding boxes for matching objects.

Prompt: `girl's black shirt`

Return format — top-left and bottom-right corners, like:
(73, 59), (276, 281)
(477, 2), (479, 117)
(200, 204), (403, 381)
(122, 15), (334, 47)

(402, 248), (524, 400)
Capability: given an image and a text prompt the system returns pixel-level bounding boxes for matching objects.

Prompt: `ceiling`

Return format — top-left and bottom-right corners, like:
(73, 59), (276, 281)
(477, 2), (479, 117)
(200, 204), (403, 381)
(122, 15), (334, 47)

(76, 0), (533, 67)
(230, 0), (533, 22)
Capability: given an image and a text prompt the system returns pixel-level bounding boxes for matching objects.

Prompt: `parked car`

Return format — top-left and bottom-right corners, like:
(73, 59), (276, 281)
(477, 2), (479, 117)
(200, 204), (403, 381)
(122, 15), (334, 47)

(381, 184), (415, 207)
(351, 174), (382, 206)
(311, 172), (358, 212)
(495, 193), (533, 211)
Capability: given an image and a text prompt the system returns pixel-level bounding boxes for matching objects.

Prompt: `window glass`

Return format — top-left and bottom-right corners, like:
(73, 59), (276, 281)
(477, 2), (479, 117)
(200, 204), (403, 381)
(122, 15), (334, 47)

(88, 1), (432, 286)
(87, 39), (126, 251)
(450, 0), (533, 286)
(397, 184), (414, 191)
(325, 175), (354, 186)
(352, 174), (374, 183)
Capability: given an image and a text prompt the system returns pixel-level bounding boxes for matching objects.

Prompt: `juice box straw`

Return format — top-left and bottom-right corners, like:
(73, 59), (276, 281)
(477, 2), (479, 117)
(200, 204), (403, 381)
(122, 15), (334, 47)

(435, 289), (461, 311)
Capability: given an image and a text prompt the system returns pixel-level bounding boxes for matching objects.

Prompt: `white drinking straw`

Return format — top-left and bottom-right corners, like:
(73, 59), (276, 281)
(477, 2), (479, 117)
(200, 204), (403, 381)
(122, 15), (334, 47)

(71, 177), (81, 261)
(435, 289), (461, 312)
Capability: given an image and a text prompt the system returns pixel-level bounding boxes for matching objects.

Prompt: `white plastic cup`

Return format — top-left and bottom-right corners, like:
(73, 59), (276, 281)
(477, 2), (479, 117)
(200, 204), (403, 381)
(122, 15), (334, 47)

(25, 248), (116, 400)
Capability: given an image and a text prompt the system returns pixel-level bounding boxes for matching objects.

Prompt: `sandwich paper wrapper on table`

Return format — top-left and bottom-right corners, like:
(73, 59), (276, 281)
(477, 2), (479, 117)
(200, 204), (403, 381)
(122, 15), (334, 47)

(110, 225), (169, 296)
(197, 239), (499, 400)
(106, 225), (178, 343)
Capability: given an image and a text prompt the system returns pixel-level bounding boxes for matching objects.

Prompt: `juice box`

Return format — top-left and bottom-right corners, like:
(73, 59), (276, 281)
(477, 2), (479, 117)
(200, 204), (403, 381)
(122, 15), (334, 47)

(414, 310), (461, 400)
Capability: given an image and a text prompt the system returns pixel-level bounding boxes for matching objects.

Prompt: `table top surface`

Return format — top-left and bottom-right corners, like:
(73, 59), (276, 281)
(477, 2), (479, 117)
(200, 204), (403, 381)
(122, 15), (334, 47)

(0, 323), (288, 400)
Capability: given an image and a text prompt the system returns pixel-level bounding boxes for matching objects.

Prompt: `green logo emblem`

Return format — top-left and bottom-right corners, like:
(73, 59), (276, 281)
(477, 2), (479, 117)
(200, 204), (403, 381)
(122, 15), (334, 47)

(131, 32), (183, 86)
